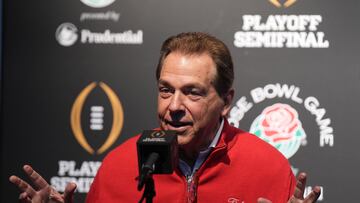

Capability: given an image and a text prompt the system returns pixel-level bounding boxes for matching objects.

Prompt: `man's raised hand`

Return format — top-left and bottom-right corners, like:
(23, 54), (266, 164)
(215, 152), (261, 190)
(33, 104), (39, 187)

(257, 172), (321, 203)
(9, 165), (77, 203)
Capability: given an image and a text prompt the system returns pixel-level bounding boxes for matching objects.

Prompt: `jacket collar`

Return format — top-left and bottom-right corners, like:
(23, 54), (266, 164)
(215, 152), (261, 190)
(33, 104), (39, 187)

(212, 118), (240, 152)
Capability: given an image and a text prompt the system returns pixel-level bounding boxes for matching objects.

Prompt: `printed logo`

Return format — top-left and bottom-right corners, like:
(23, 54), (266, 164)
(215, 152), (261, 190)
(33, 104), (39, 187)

(249, 103), (306, 159)
(55, 23), (78, 47)
(81, 29), (143, 44)
(151, 131), (165, 138)
(234, 15), (329, 48)
(51, 160), (101, 193)
(268, 0), (297, 8)
(228, 197), (244, 203)
(70, 82), (124, 154)
(228, 83), (334, 150)
(234, 1), (329, 48)
(228, 83), (332, 201)
(80, 11), (120, 22)
(56, 26), (143, 45)
(80, 0), (115, 8)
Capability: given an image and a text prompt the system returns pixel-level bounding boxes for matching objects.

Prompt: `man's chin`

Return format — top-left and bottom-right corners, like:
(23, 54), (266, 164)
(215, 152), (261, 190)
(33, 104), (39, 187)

(176, 135), (193, 146)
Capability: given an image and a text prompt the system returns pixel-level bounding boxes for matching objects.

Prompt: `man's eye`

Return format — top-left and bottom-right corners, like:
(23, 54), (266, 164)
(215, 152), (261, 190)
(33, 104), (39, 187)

(159, 87), (173, 98)
(187, 89), (204, 100)
(190, 90), (201, 96)
(159, 87), (171, 93)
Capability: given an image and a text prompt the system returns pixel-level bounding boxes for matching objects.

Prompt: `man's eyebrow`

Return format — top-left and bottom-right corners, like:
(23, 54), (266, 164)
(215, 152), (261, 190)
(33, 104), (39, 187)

(183, 83), (206, 90)
(158, 79), (206, 89)
(158, 79), (170, 86)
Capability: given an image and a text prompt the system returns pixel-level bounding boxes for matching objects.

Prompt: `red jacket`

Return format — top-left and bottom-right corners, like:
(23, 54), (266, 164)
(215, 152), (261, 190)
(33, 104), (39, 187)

(86, 120), (296, 203)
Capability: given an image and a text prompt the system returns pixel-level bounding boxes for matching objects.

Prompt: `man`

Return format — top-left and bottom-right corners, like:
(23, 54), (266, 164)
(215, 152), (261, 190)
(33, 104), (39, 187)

(10, 32), (321, 203)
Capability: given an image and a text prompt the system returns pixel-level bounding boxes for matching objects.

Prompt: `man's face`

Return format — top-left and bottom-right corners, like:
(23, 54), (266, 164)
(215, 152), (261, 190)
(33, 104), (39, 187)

(157, 52), (229, 151)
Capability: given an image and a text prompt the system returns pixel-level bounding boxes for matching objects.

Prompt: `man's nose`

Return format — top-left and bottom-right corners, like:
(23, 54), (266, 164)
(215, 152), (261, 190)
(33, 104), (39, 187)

(169, 92), (185, 112)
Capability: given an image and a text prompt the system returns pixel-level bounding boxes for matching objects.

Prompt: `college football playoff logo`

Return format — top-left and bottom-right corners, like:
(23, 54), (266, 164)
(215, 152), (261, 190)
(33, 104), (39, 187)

(268, 0), (297, 8)
(151, 131), (165, 138)
(249, 103), (306, 158)
(70, 82), (124, 154)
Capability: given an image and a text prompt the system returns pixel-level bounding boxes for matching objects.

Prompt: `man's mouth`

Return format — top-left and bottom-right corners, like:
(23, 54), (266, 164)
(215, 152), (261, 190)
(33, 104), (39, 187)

(165, 120), (193, 128)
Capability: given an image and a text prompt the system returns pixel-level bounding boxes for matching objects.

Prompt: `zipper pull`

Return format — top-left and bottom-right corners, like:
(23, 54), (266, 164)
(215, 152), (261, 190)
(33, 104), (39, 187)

(186, 173), (198, 203)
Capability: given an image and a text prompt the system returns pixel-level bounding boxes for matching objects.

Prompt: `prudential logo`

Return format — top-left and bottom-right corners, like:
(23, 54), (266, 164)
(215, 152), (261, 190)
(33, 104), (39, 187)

(55, 23), (78, 47)
(80, 0), (115, 8)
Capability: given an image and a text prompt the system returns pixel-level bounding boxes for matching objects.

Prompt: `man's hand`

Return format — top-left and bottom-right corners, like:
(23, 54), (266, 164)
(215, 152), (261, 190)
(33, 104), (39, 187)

(9, 165), (77, 203)
(257, 172), (321, 203)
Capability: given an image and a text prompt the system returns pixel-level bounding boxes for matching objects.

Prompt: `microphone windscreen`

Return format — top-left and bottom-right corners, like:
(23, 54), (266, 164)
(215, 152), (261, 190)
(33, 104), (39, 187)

(137, 130), (178, 175)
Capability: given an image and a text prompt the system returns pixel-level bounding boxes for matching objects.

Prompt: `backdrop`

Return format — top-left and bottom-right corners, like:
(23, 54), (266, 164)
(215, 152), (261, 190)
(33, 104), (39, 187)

(1, 0), (359, 202)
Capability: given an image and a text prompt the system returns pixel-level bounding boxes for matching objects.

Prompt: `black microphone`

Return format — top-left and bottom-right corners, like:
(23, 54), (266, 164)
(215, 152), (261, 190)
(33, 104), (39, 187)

(136, 130), (178, 190)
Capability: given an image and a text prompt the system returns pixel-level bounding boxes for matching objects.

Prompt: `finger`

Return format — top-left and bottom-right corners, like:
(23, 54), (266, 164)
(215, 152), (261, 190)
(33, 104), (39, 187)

(63, 182), (77, 203)
(257, 197), (272, 203)
(18, 192), (27, 199)
(23, 165), (49, 189)
(303, 186), (321, 203)
(47, 186), (64, 203)
(18, 192), (31, 203)
(293, 172), (307, 199)
(9, 175), (36, 198)
(33, 185), (52, 203)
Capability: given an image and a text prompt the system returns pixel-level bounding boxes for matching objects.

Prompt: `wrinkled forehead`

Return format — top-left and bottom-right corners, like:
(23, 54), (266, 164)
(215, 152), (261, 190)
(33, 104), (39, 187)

(160, 52), (217, 84)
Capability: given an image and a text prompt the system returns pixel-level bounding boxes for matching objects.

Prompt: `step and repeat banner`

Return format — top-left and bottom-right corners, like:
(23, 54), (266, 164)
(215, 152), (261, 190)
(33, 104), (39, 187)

(1, 0), (359, 202)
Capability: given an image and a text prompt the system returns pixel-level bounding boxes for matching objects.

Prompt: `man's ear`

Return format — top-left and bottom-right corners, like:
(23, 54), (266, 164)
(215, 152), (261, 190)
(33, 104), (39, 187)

(221, 88), (235, 117)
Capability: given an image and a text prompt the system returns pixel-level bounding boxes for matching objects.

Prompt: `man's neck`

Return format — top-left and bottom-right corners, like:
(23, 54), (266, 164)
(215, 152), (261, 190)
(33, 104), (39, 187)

(179, 118), (224, 168)
(179, 150), (197, 168)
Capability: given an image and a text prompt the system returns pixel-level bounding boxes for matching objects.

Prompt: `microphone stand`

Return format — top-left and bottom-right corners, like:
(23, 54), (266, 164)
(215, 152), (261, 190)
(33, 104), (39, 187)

(138, 175), (155, 203)
(138, 152), (159, 203)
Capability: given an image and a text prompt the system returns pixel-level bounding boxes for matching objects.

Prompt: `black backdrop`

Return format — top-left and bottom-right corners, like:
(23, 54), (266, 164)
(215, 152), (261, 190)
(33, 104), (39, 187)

(1, 0), (360, 202)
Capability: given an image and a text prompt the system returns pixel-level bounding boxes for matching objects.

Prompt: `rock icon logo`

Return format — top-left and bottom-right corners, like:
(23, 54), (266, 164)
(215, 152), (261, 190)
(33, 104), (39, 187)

(55, 23), (78, 47)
